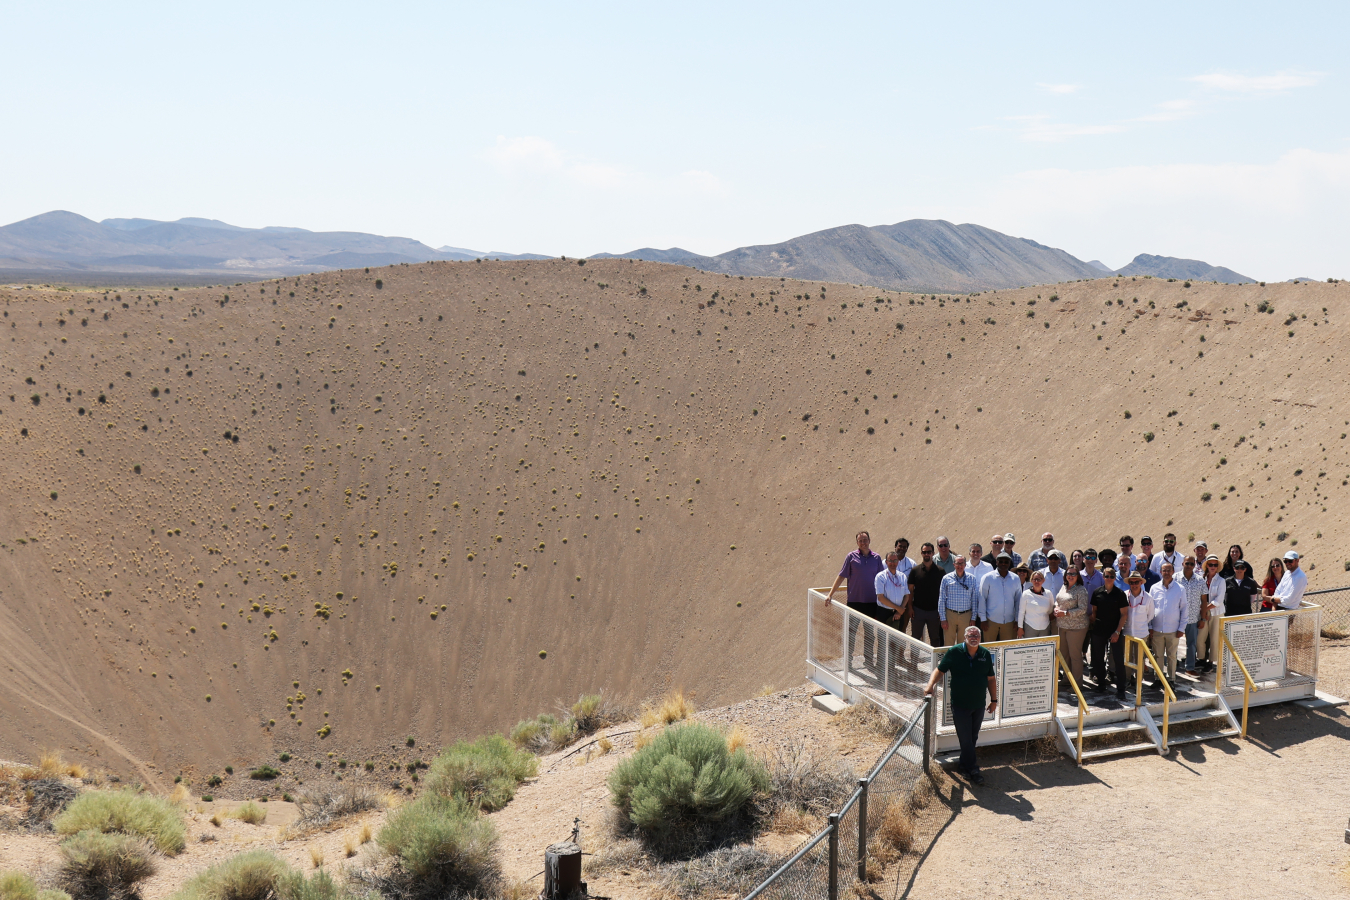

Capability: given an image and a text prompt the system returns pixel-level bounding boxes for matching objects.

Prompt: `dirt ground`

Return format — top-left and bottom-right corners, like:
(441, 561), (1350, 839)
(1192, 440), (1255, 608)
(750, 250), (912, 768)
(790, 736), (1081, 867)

(886, 689), (1350, 899)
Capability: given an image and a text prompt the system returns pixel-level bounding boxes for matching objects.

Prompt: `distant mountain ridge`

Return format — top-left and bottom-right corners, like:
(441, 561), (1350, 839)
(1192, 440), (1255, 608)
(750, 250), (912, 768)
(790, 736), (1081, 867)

(594, 219), (1102, 293)
(0, 210), (1254, 290)
(0, 211), (547, 278)
(1114, 253), (1253, 284)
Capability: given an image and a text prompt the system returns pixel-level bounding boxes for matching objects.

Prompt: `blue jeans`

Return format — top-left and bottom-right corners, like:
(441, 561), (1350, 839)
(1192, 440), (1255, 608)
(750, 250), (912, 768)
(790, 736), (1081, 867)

(1184, 623), (1199, 671)
(951, 706), (985, 774)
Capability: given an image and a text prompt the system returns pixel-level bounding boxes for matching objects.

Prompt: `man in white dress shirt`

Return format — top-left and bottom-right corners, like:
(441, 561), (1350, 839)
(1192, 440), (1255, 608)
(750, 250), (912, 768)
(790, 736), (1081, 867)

(1150, 533), (1185, 575)
(1148, 563), (1187, 688)
(875, 550), (911, 637)
(966, 542), (993, 584)
(1122, 571), (1156, 690)
(1273, 550), (1308, 610)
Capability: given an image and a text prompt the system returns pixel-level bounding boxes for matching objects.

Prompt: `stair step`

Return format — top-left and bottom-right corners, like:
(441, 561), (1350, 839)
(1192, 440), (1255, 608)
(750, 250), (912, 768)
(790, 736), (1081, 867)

(1079, 741), (1158, 760)
(1164, 708), (1230, 726)
(1166, 728), (1240, 746)
(1065, 721), (1148, 740)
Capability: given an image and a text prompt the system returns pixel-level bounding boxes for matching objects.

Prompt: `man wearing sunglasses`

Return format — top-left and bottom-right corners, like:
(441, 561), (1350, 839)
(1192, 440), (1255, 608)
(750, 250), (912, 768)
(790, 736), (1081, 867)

(1150, 533), (1184, 575)
(934, 536), (956, 574)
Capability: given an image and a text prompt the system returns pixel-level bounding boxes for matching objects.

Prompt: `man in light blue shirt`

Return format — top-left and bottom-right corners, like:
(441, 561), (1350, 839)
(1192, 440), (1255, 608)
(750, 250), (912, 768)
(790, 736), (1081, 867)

(979, 553), (1022, 642)
(939, 556), (980, 646)
(1148, 563), (1187, 688)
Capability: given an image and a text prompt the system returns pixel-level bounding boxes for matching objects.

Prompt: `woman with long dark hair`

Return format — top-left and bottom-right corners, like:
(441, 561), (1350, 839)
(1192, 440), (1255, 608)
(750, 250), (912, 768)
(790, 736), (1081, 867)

(1219, 544), (1245, 579)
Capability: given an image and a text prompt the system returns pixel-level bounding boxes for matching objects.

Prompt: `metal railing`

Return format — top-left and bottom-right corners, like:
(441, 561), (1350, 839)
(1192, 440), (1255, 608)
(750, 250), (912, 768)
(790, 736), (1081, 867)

(1215, 601), (1320, 698)
(1055, 650), (1088, 763)
(1125, 635), (1174, 748)
(742, 697), (932, 900)
(1220, 632), (1256, 737)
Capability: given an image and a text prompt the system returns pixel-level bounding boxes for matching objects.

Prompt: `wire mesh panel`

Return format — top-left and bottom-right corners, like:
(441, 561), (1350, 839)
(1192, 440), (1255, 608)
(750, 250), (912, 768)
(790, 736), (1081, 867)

(1308, 587), (1350, 637)
(807, 591), (935, 722)
(742, 827), (832, 900)
(835, 791), (861, 891)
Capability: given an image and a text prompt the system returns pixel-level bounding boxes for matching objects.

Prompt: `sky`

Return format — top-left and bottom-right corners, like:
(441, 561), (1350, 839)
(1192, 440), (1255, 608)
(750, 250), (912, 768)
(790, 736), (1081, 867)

(3, 1), (1347, 280)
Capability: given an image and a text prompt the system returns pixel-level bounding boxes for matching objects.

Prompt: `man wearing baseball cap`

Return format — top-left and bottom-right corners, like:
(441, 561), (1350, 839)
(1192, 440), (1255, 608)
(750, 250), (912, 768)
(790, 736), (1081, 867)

(1271, 551), (1307, 610)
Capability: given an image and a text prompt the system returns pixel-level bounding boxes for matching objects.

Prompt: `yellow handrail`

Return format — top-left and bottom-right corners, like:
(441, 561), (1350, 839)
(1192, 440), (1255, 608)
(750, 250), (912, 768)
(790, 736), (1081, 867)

(1126, 635), (1175, 749)
(1219, 632), (1256, 738)
(1056, 651), (1088, 764)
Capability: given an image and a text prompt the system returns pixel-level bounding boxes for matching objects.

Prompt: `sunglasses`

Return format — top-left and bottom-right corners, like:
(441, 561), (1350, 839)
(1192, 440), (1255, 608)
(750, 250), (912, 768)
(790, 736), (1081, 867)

(937, 543), (950, 548)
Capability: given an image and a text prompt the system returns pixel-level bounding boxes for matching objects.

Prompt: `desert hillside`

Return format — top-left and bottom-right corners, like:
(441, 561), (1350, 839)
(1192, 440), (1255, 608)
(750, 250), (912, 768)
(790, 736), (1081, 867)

(1, 261), (1346, 782)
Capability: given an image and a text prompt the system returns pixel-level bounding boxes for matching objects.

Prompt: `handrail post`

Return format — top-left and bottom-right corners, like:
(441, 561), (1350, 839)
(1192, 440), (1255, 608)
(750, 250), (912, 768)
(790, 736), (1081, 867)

(1220, 631), (1256, 738)
(922, 695), (933, 776)
(827, 813), (839, 900)
(856, 778), (868, 883)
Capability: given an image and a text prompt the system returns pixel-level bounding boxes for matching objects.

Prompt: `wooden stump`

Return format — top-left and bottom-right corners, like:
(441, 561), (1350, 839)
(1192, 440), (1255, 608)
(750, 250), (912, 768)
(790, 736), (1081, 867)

(544, 841), (583, 899)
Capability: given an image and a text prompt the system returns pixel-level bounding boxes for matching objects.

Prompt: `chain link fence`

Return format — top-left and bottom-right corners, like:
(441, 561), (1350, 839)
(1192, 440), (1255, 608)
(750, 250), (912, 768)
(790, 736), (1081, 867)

(743, 697), (932, 900)
(1308, 586), (1350, 637)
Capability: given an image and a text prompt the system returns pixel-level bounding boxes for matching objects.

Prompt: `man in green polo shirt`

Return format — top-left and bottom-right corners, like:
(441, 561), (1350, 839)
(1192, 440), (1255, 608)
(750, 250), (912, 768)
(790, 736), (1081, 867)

(924, 624), (998, 785)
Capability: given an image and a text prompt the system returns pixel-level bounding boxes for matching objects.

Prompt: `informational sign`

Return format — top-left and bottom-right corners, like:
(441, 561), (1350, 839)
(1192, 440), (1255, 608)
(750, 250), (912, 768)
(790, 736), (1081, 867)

(942, 648), (999, 727)
(999, 642), (1057, 718)
(1224, 616), (1289, 689)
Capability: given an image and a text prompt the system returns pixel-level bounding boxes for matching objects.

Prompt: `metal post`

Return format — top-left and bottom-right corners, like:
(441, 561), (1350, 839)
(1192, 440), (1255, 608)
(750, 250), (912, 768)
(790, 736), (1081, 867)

(922, 695), (934, 776)
(827, 813), (839, 900)
(856, 778), (868, 883)
(842, 606), (851, 687)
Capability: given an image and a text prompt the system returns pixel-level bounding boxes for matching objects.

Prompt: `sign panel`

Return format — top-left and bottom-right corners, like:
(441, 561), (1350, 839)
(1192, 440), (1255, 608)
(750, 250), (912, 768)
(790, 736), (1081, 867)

(1000, 642), (1057, 718)
(1224, 616), (1289, 689)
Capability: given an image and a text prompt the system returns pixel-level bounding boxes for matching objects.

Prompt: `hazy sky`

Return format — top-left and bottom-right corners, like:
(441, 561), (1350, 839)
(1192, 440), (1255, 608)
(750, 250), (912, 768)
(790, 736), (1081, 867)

(4, 1), (1346, 279)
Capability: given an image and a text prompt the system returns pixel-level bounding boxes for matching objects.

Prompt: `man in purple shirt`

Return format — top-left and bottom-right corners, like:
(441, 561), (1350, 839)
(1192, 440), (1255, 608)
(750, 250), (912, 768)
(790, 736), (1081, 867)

(827, 531), (887, 671)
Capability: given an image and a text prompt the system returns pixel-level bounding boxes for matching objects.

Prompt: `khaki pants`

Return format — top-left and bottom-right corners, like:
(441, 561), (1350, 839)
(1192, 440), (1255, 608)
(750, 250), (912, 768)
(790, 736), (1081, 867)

(943, 610), (973, 646)
(1208, 617), (1225, 669)
(1194, 618), (1211, 665)
(983, 620), (1017, 642)
(1151, 632), (1180, 681)
(1060, 628), (1086, 691)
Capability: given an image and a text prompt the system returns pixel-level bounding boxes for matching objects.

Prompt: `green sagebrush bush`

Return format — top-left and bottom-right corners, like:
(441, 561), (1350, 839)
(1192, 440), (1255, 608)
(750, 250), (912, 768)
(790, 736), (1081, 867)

(53, 790), (186, 855)
(57, 830), (157, 899)
(608, 722), (769, 835)
(424, 735), (537, 812)
(169, 850), (346, 900)
(375, 793), (500, 896)
(0, 871), (72, 900)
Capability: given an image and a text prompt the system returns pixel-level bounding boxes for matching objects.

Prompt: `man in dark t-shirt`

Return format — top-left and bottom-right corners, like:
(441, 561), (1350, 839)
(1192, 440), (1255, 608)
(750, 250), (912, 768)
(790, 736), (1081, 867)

(1088, 567), (1129, 699)
(925, 625), (997, 784)
(907, 542), (945, 647)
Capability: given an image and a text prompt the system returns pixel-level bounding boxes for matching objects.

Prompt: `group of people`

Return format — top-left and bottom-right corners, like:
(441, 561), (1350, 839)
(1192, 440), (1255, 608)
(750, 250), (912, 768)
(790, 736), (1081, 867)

(826, 530), (1310, 702)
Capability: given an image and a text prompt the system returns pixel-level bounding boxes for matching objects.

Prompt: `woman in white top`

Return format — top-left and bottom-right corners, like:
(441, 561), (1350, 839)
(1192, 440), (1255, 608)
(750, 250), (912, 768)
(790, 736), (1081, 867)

(1017, 570), (1054, 637)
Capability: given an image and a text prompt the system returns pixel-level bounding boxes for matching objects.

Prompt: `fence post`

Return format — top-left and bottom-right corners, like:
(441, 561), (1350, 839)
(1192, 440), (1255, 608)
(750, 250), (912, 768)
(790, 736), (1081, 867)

(827, 813), (839, 900)
(856, 777), (868, 883)
(922, 695), (934, 776)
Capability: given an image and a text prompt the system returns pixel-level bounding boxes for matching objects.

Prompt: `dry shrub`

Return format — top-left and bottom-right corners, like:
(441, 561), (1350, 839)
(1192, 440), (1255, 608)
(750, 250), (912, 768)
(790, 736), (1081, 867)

(36, 752), (66, 781)
(343, 835), (357, 859)
(209, 814), (222, 828)
(907, 778), (934, 812)
(53, 790), (186, 855)
(368, 792), (501, 899)
(232, 802), (267, 825)
(765, 805), (814, 835)
(657, 846), (777, 899)
(168, 784), (190, 806)
(870, 797), (914, 854)
(308, 847), (323, 869)
(292, 785), (380, 831)
(831, 702), (898, 740)
(582, 836), (647, 875)
(23, 779), (78, 830)
(761, 740), (854, 821)
(726, 726), (749, 754)
(0, 871), (71, 900)
(500, 878), (536, 900)
(639, 689), (695, 729)
(633, 729), (654, 751)
(597, 737), (614, 756)
(358, 823), (372, 845)
(57, 830), (157, 900)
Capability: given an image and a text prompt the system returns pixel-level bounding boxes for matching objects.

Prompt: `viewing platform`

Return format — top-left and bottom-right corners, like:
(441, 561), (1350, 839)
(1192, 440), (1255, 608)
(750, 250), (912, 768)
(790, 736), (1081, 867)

(805, 588), (1342, 763)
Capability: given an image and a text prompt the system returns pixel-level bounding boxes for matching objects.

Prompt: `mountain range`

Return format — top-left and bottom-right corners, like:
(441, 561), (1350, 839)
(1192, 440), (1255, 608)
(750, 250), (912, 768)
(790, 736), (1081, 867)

(0, 209), (1253, 290)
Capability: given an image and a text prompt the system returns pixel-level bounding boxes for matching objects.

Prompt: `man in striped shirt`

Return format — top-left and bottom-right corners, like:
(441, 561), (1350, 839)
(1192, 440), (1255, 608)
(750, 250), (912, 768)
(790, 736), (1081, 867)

(939, 555), (980, 647)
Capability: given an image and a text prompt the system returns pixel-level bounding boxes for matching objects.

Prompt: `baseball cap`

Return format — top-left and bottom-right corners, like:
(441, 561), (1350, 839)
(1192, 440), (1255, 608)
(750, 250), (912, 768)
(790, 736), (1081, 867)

(1194, 540), (1208, 549)
(996, 552), (1012, 562)
(1141, 535), (1153, 543)
(1283, 550), (1300, 561)
(1234, 560), (1251, 571)
(1049, 550), (1066, 561)
(1003, 533), (1016, 542)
